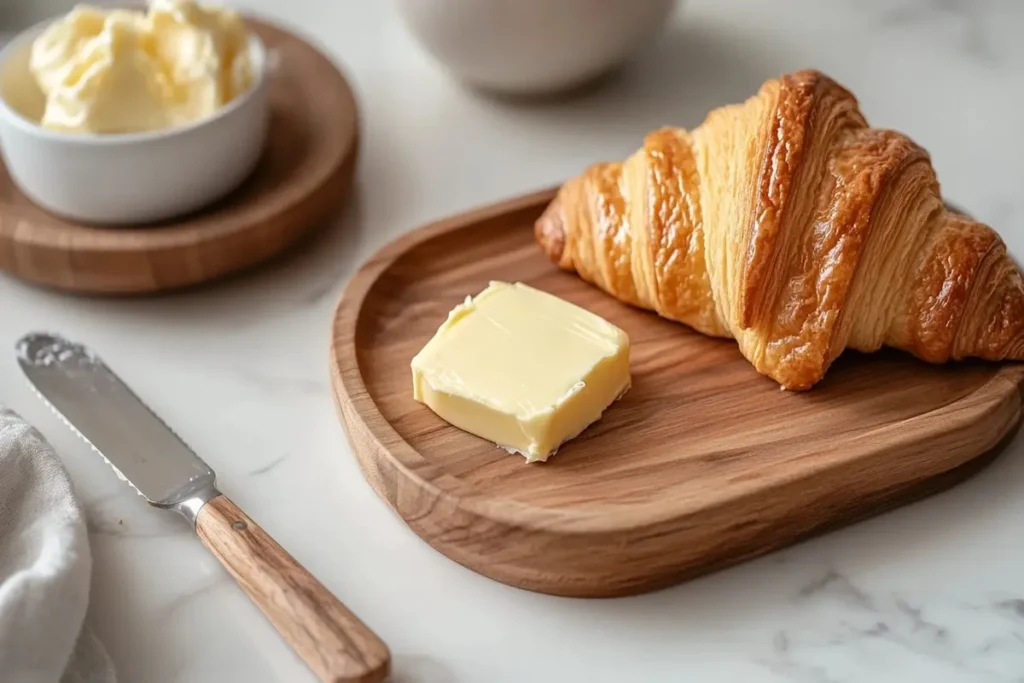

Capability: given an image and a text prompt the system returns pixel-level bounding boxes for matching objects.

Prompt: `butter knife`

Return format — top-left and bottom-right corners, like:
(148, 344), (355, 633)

(15, 332), (390, 683)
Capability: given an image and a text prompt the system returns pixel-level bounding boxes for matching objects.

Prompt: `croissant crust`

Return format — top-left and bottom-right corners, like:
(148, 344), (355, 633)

(536, 69), (1024, 390)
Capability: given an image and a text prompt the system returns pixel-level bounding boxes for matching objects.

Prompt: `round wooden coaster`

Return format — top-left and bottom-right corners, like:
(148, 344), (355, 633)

(0, 18), (358, 295)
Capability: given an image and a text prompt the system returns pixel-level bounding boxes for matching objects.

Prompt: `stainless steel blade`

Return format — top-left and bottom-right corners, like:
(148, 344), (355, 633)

(15, 332), (217, 510)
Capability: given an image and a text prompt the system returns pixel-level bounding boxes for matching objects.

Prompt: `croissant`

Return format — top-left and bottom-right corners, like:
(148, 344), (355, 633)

(535, 69), (1024, 390)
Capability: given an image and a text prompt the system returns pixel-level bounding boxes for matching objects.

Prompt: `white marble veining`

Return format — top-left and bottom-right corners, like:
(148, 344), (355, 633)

(2, 0), (1024, 681)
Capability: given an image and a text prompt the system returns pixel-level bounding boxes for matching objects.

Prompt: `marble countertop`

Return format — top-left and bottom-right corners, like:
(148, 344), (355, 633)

(3, 0), (1024, 681)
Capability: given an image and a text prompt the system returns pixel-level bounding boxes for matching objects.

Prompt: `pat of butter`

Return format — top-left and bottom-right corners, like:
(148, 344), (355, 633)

(411, 281), (631, 463)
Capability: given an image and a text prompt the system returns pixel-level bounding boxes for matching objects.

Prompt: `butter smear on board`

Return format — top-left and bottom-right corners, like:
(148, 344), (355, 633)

(410, 281), (631, 462)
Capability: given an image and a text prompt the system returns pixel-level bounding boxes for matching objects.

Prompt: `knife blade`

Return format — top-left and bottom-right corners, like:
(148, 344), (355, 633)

(16, 332), (390, 683)
(16, 332), (216, 509)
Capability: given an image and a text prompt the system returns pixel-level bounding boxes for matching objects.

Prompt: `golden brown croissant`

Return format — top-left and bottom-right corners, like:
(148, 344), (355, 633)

(535, 69), (1024, 390)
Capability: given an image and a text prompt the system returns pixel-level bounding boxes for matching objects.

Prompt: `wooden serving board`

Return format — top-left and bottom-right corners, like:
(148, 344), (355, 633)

(330, 188), (1024, 598)
(0, 18), (358, 295)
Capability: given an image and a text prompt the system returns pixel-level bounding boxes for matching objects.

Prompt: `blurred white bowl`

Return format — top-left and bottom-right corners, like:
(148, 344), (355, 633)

(0, 17), (268, 225)
(394, 0), (678, 96)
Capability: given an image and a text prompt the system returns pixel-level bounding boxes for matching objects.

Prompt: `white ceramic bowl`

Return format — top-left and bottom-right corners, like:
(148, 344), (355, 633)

(394, 0), (678, 96)
(0, 17), (268, 225)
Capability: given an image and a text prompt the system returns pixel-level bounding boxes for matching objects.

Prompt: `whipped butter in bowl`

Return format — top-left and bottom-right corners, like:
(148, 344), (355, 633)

(0, 0), (268, 224)
(30, 1), (255, 135)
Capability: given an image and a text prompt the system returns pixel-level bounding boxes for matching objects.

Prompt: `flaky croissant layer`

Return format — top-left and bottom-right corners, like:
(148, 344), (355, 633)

(536, 69), (1024, 390)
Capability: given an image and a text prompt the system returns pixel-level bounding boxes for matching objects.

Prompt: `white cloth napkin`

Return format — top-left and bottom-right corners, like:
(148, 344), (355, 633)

(0, 406), (116, 683)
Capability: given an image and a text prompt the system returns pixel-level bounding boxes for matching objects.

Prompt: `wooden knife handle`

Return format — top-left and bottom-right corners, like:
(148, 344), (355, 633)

(195, 495), (390, 683)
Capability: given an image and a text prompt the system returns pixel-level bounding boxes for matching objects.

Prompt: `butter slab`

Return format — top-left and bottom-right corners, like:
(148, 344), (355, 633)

(411, 281), (630, 462)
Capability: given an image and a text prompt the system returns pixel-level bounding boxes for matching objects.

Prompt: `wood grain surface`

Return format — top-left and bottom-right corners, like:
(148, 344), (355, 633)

(0, 18), (358, 295)
(196, 495), (390, 683)
(329, 188), (1024, 598)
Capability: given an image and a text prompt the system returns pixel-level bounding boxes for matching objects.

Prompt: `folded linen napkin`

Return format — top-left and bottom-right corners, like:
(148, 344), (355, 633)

(0, 406), (116, 683)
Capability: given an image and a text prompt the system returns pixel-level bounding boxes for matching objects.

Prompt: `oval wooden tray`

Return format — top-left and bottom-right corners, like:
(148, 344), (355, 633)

(0, 18), (358, 295)
(330, 188), (1024, 598)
